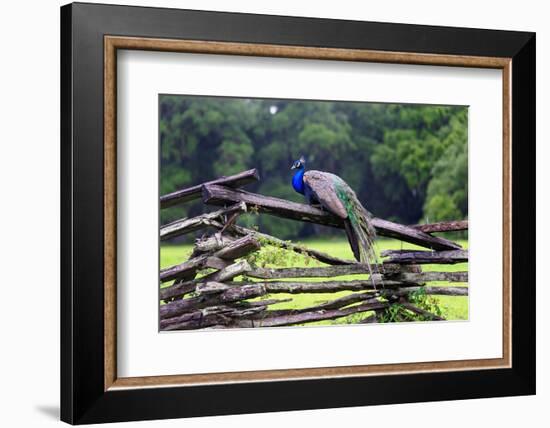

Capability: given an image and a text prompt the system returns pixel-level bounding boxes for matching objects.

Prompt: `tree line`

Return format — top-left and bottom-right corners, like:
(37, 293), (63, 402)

(160, 95), (467, 240)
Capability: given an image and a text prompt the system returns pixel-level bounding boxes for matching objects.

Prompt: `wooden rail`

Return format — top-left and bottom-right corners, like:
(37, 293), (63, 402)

(160, 168), (259, 208)
(201, 184), (461, 251)
(381, 249), (468, 264)
(412, 220), (468, 233)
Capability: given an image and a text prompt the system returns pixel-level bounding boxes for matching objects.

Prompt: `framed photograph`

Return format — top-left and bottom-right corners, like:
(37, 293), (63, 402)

(61, 2), (535, 424)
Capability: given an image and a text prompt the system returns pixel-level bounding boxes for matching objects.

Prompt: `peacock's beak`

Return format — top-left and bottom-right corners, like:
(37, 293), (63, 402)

(291, 164), (296, 170)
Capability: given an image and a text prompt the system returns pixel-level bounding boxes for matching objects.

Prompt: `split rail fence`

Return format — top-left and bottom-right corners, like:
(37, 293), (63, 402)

(159, 168), (468, 331)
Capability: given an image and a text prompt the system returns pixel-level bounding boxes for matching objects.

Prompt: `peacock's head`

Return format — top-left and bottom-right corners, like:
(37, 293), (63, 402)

(291, 155), (306, 170)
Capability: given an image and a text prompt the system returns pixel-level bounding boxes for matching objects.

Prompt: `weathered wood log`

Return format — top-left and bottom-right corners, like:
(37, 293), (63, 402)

(160, 280), (197, 302)
(160, 260), (251, 300)
(249, 279), (404, 293)
(160, 256), (206, 283)
(218, 281), (469, 306)
(161, 298), (289, 330)
(382, 249), (468, 264)
(162, 310), (260, 331)
(218, 306), (269, 318)
(380, 264), (423, 275)
(160, 169), (259, 208)
(246, 264), (372, 279)
(203, 260), (251, 282)
(264, 293), (380, 315)
(161, 308), (256, 331)
(266, 282), (466, 300)
(160, 236), (257, 283)
(391, 271), (467, 283)
(163, 303), (273, 328)
(203, 256), (231, 270)
(160, 293), (218, 319)
(203, 184), (341, 226)
(232, 301), (390, 328)
(161, 297), (290, 325)
(412, 220), (468, 233)
(216, 283), (268, 304)
(195, 281), (230, 295)
(226, 224), (357, 265)
(380, 286), (468, 298)
(214, 235), (261, 260)
(194, 233), (236, 253)
(192, 234), (259, 267)
(160, 311), (208, 330)
(232, 298), (293, 308)
(160, 202), (246, 240)
(245, 265), (456, 281)
(160, 279), (196, 301)
(371, 218), (462, 250)
(381, 264), (423, 278)
(202, 185), (461, 251)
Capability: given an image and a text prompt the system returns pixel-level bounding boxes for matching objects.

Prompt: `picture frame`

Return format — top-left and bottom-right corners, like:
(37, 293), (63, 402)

(60, 2), (535, 424)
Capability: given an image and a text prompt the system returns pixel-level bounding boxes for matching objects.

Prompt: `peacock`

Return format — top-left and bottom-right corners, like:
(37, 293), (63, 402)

(291, 156), (379, 273)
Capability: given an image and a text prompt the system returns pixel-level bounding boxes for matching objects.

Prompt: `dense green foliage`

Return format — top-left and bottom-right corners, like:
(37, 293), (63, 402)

(160, 95), (467, 239)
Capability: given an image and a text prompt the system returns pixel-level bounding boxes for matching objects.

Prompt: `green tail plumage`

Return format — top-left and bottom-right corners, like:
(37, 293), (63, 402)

(334, 178), (381, 286)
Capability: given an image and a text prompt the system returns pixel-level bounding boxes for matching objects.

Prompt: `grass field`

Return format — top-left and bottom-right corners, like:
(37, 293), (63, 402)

(160, 237), (468, 326)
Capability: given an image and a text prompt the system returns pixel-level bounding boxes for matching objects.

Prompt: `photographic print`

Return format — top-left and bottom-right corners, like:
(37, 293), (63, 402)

(159, 95), (469, 331)
(62, 6), (534, 421)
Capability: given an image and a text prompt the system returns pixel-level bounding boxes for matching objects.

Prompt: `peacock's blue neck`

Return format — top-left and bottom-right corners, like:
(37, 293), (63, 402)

(292, 167), (306, 194)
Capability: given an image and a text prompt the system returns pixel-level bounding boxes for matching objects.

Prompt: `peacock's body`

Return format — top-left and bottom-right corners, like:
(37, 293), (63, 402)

(291, 156), (378, 269)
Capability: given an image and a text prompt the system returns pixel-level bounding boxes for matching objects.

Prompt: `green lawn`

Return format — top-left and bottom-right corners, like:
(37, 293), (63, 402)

(160, 237), (468, 325)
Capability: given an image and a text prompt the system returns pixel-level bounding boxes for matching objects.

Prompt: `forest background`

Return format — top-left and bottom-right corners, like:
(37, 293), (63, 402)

(160, 95), (468, 240)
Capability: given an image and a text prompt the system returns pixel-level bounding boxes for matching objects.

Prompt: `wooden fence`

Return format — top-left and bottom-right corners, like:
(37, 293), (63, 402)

(159, 168), (468, 330)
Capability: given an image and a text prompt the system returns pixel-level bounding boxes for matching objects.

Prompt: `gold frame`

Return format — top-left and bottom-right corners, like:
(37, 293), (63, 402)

(104, 36), (512, 391)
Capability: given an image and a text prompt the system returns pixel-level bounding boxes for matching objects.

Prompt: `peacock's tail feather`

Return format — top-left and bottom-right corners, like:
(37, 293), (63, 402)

(334, 179), (381, 288)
